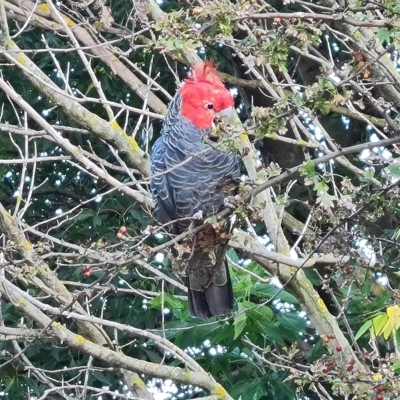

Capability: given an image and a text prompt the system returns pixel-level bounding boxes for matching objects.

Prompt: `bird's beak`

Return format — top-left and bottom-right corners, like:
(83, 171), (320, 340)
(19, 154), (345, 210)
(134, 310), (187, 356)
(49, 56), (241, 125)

(215, 106), (234, 123)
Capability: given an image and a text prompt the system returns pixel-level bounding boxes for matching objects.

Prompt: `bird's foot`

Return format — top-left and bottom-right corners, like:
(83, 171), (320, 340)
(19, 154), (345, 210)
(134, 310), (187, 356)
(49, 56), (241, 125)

(192, 210), (204, 220)
(224, 195), (240, 209)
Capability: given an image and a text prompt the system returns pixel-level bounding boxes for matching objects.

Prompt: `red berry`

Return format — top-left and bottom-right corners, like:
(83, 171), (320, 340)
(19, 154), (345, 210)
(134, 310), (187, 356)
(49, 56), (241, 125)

(377, 386), (385, 393)
(336, 345), (342, 352)
(119, 226), (128, 234)
(322, 367), (330, 373)
(347, 365), (353, 372)
(376, 395), (384, 400)
(83, 267), (92, 277)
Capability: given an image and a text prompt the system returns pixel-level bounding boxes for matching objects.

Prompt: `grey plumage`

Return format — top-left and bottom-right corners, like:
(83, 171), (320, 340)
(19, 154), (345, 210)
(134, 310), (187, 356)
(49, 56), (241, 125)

(150, 93), (240, 318)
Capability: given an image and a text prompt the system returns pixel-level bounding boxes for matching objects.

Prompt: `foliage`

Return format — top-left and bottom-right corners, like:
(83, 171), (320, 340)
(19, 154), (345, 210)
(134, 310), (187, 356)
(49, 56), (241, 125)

(1, 0), (400, 399)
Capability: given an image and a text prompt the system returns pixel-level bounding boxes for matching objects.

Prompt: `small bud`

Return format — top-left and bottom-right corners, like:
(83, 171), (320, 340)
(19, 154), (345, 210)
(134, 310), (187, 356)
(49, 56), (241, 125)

(377, 386), (385, 393)
(322, 336), (330, 343)
(328, 334), (336, 339)
(192, 6), (203, 15)
(327, 360), (335, 367)
(83, 268), (92, 277)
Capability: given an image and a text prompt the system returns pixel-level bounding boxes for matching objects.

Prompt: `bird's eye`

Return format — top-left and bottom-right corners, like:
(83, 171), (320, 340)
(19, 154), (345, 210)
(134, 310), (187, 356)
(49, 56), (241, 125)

(206, 103), (214, 109)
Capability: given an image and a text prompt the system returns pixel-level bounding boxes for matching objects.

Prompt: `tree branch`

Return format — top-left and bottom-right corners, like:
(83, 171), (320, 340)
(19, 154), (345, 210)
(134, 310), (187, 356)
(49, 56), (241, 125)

(0, 77), (153, 207)
(0, 275), (233, 398)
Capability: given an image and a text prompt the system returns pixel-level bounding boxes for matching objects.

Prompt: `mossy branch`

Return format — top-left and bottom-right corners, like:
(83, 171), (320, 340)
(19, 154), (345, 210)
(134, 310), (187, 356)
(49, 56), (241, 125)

(230, 230), (368, 371)
(0, 201), (155, 399)
(0, 1), (156, 176)
(0, 77), (153, 206)
(0, 275), (233, 399)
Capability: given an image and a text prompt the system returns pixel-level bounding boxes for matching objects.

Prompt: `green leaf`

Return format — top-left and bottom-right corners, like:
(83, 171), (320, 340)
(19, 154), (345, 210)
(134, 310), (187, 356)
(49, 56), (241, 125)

(143, 349), (163, 363)
(256, 321), (286, 345)
(85, 82), (95, 96)
(278, 312), (307, 334)
(4, 377), (15, 393)
(355, 319), (372, 340)
(148, 293), (184, 311)
(353, 30), (363, 42)
(233, 312), (247, 339)
(248, 305), (273, 323)
(300, 160), (316, 175)
(361, 270), (372, 297)
(319, 101), (331, 115)
(371, 313), (388, 338)
(193, 324), (223, 344)
(377, 28), (391, 45)
(316, 192), (334, 209)
(75, 210), (93, 221)
(349, 0), (362, 10)
(387, 163), (400, 178)
(130, 207), (152, 227)
(231, 378), (268, 400)
(92, 371), (111, 385)
(218, 21), (232, 35)
(364, 168), (375, 180)
(252, 284), (299, 304)
(93, 215), (102, 226)
(211, 324), (234, 344)
(393, 359), (400, 374)
(315, 180), (329, 195)
(292, 94), (305, 108)
(205, 215), (218, 227)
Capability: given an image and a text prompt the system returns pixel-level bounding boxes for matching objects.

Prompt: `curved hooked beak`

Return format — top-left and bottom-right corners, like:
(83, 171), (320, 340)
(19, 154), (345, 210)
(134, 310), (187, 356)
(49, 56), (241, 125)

(214, 106), (234, 123)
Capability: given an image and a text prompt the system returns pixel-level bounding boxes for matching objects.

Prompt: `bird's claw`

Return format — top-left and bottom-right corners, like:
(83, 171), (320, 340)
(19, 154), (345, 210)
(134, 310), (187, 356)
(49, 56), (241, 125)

(192, 210), (204, 220)
(224, 196), (239, 209)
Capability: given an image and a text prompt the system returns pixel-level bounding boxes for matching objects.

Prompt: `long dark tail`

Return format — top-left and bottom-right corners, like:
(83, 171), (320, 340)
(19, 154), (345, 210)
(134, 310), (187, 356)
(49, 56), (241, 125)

(186, 263), (234, 319)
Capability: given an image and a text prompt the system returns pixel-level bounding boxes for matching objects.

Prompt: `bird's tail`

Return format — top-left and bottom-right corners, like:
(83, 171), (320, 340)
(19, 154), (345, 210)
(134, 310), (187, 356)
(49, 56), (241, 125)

(185, 260), (234, 319)
(171, 225), (234, 318)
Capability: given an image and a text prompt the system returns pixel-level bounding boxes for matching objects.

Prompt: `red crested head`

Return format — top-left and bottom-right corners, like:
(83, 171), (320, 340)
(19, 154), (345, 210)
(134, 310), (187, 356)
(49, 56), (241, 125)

(179, 61), (234, 130)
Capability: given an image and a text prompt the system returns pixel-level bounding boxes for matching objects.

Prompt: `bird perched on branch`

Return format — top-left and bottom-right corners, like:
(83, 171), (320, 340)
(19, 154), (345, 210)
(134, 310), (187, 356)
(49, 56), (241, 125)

(150, 61), (240, 318)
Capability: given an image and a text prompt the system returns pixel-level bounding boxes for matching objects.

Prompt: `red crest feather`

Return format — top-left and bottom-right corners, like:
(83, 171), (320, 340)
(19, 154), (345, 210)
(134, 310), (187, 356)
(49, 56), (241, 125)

(186, 61), (224, 87)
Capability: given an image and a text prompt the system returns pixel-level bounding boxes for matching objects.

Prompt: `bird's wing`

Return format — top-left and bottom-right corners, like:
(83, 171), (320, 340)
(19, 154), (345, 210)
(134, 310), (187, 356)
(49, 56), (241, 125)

(150, 136), (177, 225)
